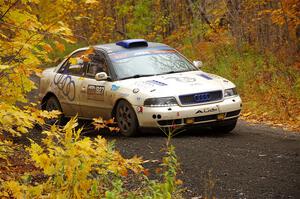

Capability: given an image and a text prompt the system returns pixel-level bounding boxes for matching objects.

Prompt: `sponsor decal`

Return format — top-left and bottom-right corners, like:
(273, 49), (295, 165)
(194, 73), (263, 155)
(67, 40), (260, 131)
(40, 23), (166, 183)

(53, 74), (75, 101)
(134, 51), (150, 56)
(198, 73), (213, 80)
(133, 88), (140, 93)
(165, 77), (196, 83)
(189, 83), (202, 86)
(87, 85), (105, 100)
(110, 48), (175, 61)
(119, 93), (129, 97)
(193, 93), (211, 103)
(195, 107), (218, 114)
(145, 80), (167, 86)
(111, 84), (120, 91)
(136, 106), (143, 113)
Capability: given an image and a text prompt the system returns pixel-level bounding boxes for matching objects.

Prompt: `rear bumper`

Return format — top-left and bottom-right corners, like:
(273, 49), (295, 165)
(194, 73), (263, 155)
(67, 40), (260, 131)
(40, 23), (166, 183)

(134, 95), (242, 128)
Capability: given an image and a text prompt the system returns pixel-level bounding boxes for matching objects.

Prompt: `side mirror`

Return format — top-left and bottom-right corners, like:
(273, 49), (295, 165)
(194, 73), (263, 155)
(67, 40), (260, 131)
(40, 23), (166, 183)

(193, 60), (203, 68)
(95, 72), (108, 81)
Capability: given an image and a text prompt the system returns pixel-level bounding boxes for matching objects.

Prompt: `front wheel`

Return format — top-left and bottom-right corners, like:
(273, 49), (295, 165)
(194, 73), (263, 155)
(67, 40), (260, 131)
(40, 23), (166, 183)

(44, 96), (66, 125)
(116, 100), (139, 136)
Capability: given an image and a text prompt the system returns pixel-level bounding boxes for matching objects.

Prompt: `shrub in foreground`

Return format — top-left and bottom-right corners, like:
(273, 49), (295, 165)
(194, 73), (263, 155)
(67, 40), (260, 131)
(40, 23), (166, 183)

(0, 118), (183, 199)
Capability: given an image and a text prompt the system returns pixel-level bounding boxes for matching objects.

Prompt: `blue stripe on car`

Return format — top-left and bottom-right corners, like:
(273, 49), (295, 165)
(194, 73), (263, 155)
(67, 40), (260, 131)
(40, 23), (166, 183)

(198, 74), (213, 80)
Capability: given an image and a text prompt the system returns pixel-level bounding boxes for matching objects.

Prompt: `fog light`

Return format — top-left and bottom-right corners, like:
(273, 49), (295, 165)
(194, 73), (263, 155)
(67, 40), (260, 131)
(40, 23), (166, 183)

(217, 113), (225, 120)
(185, 118), (195, 124)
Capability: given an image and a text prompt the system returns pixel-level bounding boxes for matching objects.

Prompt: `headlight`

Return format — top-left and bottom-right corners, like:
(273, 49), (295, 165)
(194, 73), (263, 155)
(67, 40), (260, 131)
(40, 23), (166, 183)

(224, 87), (238, 97)
(144, 97), (178, 107)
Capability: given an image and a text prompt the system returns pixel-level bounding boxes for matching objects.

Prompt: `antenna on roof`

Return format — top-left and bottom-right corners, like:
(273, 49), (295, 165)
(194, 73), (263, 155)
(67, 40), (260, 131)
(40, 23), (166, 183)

(116, 30), (131, 39)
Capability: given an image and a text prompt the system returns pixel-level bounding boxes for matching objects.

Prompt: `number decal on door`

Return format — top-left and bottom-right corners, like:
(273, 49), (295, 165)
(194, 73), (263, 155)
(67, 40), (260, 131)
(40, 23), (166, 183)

(87, 85), (105, 100)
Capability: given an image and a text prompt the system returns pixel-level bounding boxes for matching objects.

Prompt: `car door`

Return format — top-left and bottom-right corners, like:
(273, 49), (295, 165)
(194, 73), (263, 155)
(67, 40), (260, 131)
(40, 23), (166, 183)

(79, 51), (113, 119)
(54, 50), (86, 117)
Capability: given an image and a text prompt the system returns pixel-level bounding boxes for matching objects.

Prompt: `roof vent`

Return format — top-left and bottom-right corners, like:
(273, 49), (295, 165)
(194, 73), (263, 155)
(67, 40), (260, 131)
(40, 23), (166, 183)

(116, 39), (148, 48)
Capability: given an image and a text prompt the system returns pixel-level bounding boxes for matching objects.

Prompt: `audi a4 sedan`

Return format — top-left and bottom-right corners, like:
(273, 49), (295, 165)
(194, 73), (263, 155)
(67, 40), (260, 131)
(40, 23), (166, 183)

(39, 39), (242, 136)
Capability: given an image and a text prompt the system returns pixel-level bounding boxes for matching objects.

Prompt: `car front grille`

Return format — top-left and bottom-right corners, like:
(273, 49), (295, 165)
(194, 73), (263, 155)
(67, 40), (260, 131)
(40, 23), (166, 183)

(194, 114), (218, 122)
(156, 109), (241, 127)
(157, 119), (182, 126)
(179, 90), (223, 105)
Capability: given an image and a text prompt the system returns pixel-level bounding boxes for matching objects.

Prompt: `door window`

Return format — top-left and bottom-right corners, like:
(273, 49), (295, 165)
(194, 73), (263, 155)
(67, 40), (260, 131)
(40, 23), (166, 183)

(85, 52), (109, 78)
(58, 51), (86, 76)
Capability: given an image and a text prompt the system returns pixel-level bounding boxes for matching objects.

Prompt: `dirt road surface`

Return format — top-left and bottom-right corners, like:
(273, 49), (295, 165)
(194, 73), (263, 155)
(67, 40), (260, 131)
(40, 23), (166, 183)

(99, 121), (300, 199)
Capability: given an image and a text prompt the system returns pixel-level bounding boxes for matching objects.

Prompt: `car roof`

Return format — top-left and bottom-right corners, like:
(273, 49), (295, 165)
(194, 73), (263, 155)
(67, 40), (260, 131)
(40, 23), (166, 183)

(75, 41), (173, 54)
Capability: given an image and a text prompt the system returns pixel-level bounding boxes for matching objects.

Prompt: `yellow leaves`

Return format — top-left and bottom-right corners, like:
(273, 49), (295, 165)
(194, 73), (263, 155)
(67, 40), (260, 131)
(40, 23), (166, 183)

(3, 181), (23, 198)
(0, 102), (61, 136)
(17, 126), (28, 134)
(16, 117), (146, 197)
(105, 118), (115, 125)
(39, 109), (61, 119)
(84, 47), (95, 55)
(242, 112), (252, 117)
(69, 57), (78, 65)
(0, 65), (10, 70)
(63, 116), (78, 132)
(54, 41), (65, 52)
(175, 179), (183, 185)
(43, 43), (53, 53)
(92, 117), (118, 131)
(109, 127), (120, 132)
(81, 54), (91, 62)
(1, 113), (180, 198)
(85, 0), (98, 4)
(63, 116), (79, 144)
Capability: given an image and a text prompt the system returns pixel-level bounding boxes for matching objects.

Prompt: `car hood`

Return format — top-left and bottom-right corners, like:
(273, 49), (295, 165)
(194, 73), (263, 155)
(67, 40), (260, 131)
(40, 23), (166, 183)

(115, 71), (235, 97)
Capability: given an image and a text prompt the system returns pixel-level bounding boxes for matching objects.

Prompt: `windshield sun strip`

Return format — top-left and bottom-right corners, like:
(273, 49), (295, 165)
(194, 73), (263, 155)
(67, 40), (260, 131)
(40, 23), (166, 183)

(109, 49), (176, 61)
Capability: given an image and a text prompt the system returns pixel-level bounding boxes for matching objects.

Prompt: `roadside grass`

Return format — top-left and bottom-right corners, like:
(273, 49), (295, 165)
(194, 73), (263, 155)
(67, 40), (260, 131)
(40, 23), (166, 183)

(197, 42), (300, 131)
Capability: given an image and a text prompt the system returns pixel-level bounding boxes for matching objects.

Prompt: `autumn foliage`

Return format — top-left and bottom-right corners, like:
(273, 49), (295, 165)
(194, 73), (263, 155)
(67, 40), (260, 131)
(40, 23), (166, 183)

(0, 0), (183, 198)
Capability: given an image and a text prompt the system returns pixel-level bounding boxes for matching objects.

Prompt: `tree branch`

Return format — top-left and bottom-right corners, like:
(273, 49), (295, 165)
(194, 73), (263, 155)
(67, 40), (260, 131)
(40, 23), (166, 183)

(0, 0), (20, 21)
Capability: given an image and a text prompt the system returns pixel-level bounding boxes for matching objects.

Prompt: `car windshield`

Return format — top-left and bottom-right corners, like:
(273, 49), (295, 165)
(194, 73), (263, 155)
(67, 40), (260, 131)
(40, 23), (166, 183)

(109, 49), (197, 80)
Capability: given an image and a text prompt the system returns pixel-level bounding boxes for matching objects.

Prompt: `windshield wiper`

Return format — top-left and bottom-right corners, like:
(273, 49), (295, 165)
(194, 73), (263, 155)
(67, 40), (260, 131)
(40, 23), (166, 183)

(159, 70), (190, 75)
(119, 74), (155, 80)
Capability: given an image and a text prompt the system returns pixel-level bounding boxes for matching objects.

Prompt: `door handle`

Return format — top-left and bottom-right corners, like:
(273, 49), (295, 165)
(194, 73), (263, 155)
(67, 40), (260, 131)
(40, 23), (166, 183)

(81, 86), (86, 92)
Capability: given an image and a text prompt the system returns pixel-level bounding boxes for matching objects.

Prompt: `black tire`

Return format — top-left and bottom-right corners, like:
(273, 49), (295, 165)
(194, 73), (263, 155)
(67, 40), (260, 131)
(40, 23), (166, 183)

(115, 100), (139, 136)
(211, 120), (237, 134)
(44, 96), (66, 125)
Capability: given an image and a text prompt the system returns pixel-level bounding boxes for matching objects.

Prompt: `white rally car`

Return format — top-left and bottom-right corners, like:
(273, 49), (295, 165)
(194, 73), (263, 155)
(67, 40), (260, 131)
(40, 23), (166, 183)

(39, 39), (242, 136)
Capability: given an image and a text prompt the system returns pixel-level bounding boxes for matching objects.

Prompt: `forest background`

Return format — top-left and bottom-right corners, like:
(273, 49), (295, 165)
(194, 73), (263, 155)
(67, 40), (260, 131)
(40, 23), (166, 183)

(44, 0), (300, 130)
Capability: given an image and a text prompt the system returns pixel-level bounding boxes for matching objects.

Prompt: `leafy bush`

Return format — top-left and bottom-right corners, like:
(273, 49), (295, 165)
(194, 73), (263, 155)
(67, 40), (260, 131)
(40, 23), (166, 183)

(1, 118), (183, 198)
(202, 42), (300, 128)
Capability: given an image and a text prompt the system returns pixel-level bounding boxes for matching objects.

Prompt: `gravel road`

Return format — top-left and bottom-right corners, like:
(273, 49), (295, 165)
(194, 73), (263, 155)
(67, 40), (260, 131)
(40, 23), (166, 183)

(99, 121), (300, 199)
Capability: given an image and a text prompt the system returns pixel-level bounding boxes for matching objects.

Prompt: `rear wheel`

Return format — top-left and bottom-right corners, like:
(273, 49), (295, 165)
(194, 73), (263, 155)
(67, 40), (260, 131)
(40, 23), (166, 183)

(211, 120), (237, 134)
(44, 96), (66, 125)
(116, 100), (139, 136)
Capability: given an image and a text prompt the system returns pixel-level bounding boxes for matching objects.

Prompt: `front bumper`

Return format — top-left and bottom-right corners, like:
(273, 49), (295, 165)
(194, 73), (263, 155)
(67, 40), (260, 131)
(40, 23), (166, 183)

(134, 95), (242, 127)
